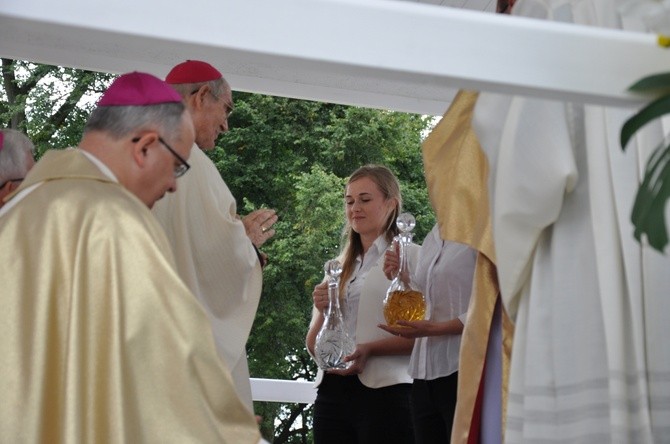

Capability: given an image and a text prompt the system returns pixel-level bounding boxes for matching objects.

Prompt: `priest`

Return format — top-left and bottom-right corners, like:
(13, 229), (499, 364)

(152, 60), (277, 412)
(0, 71), (263, 442)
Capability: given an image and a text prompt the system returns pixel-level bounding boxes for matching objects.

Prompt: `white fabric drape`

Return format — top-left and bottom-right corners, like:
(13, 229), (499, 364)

(473, 1), (670, 441)
(152, 146), (262, 412)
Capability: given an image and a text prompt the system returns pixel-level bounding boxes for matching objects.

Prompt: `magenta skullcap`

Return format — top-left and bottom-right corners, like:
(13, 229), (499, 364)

(97, 72), (182, 107)
(165, 60), (222, 84)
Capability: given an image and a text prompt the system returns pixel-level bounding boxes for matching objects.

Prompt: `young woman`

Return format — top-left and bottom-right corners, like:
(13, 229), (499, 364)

(306, 164), (418, 444)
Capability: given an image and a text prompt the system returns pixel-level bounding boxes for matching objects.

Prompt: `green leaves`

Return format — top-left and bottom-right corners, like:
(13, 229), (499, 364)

(621, 72), (670, 252)
(0, 59), (113, 156)
(621, 95), (670, 149)
(629, 137), (670, 250)
(629, 72), (670, 93)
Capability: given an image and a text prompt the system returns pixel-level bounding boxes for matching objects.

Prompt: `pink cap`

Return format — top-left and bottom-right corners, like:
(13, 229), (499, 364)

(165, 60), (222, 84)
(98, 72), (182, 107)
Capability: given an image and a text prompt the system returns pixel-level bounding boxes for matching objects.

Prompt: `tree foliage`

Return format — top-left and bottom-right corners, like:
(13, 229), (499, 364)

(218, 92), (435, 442)
(1, 61), (436, 443)
(1, 58), (112, 156)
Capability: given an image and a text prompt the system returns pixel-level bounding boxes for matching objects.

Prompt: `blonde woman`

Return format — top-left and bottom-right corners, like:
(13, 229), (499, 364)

(306, 164), (418, 444)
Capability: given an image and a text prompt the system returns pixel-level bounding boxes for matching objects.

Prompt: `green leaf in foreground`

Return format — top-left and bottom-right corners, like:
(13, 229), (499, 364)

(630, 138), (670, 252)
(629, 72), (670, 93)
(621, 94), (670, 149)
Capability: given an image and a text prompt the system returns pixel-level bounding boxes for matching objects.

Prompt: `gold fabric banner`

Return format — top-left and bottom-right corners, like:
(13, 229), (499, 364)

(421, 90), (513, 443)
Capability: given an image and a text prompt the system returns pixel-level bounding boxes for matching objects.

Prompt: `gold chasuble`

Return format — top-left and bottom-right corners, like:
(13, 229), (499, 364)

(422, 91), (513, 443)
(0, 149), (261, 443)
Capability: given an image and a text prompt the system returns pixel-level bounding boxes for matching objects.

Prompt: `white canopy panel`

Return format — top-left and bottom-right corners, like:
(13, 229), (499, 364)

(1, 0), (669, 115)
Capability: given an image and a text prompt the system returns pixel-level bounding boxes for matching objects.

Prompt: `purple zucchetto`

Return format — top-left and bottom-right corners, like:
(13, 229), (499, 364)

(97, 72), (182, 107)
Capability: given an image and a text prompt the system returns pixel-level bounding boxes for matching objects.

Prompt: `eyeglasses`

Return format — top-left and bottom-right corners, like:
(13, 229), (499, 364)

(191, 88), (234, 119)
(132, 136), (190, 178)
(221, 99), (234, 119)
(0, 178), (23, 189)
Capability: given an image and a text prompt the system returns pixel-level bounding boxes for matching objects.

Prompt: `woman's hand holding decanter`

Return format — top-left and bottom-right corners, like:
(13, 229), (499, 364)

(378, 319), (464, 339)
(312, 281), (329, 312)
(383, 243), (399, 280)
(383, 241), (410, 285)
(327, 343), (372, 376)
(378, 320), (434, 338)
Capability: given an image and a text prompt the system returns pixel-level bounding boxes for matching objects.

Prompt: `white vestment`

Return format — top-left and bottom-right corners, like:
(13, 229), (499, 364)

(473, 1), (670, 441)
(152, 146), (262, 412)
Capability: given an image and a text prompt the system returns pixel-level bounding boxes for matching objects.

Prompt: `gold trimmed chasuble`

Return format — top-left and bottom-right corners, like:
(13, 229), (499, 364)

(422, 91), (513, 444)
(0, 149), (261, 443)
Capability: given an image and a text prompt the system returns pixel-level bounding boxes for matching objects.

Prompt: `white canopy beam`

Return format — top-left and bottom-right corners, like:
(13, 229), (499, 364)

(250, 378), (316, 404)
(1, 0), (669, 115)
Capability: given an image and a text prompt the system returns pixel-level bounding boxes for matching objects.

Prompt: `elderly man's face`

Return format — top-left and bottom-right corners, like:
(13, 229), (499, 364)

(193, 86), (233, 150)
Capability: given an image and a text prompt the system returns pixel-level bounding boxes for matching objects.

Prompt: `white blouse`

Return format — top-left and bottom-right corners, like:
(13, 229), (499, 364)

(408, 224), (477, 380)
(343, 235), (389, 343)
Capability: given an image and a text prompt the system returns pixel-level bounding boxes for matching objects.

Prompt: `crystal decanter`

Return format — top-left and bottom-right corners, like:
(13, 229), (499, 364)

(314, 259), (355, 370)
(383, 212), (426, 326)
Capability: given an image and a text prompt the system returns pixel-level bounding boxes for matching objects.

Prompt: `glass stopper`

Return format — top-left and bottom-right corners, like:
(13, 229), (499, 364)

(396, 212), (416, 233)
(324, 259), (343, 279)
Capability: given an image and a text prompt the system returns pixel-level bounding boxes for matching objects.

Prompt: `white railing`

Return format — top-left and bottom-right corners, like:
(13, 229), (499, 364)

(250, 378), (317, 404)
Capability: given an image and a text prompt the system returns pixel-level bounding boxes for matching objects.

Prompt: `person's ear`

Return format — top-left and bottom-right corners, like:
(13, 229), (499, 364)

(0, 180), (18, 202)
(6, 181), (20, 193)
(191, 85), (210, 109)
(387, 197), (399, 216)
(131, 133), (159, 168)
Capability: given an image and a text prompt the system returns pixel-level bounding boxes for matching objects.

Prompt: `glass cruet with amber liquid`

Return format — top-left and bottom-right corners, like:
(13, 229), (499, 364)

(314, 259), (355, 370)
(383, 212), (426, 326)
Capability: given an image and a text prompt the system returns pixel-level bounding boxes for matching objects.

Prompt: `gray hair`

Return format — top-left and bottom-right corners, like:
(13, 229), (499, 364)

(83, 102), (186, 141)
(0, 129), (35, 183)
(169, 78), (229, 100)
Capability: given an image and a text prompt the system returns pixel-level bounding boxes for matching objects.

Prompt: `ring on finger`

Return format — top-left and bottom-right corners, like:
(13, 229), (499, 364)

(261, 226), (268, 233)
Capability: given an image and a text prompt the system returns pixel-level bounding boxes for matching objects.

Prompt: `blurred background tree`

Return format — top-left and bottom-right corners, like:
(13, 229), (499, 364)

(1, 60), (436, 443)
(1, 58), (113, 155)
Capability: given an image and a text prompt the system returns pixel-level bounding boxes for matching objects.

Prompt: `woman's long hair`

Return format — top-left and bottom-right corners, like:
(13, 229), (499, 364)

(338, 164), (402, 297)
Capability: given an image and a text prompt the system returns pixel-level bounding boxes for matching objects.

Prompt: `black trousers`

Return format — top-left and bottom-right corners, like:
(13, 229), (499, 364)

(314, 373), (414, 444)
(410, 372), (459, 444)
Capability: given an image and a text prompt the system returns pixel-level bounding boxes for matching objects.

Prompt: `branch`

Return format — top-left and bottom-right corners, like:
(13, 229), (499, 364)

(1, 59), (57, 130)
(16, 62), (56, 96)
(34, 71), (97, 145)
(1, 58), (18, 102)
(48, 73), (91, 128)
(273, 403), (309, 443)
(1, 58), (25, 128)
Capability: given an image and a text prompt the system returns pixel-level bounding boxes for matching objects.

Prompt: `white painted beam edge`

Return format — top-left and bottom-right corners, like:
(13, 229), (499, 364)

(1, 0), (669, 113)
(250, 378), (316, 404)
(0, 17), (457, 115)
